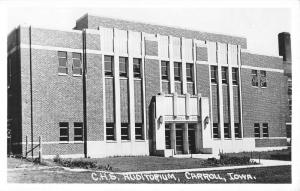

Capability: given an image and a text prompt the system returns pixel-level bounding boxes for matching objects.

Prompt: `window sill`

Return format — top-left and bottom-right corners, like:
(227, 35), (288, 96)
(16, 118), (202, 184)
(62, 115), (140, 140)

(261, 86), (267, 89)
(234, 138), (243, 140)
(74, 141), (84, 144)
(134, 78), (142, 80)
(58, 73), (68, 76)
(73, 74), (82, 77)
(135, 139), (146, 142)
(252, 86), (259, 88)
(211, 83), (217, 85)
(105, 76), (114, 79)
(119, 77), (129, 80)
(106, 140), (117, 143)
(59, 141), (69, 144)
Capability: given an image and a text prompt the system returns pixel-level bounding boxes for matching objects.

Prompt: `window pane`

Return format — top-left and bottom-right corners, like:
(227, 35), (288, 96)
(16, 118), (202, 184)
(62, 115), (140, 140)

(58, 51), (67, 58)
(59, 58), (67, 67)
(72, 53), (81, 59)
(60, 128), (68, 136)
(119, 57), (128, 77)
(58, 67), (68, 74)
(73, 60), (81, 68)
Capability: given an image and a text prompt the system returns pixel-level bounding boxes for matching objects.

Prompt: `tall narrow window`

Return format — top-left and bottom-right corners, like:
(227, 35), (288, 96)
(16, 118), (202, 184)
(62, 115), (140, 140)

(74, 122), (83, 141)
(254, 123), (260, 138)
(106, 123), (115, 141)
(186, 63), (194, 82)
(210, 66), (218, 84)
(260, 70), (267, 87)
(234, 123), (241, 138)
(224, 123), (230, 138)
(213, 123), (219, 138)
(174, 62), (182, 81)
(59, 122), (69, 142)
(58, 51), (68, 74)
(72, 53), (82, 75)
(135, 123), (143, 140)
(232, 68), (239, 85)
(161, 61), (169, 80)
(104, 55), (114, 77)
(119, 57), (128, 77)
(251, 70), (258, 87)
(133, 58), (141, 78)
(221, 67), (228, 84)
(262, 123), (269, 138)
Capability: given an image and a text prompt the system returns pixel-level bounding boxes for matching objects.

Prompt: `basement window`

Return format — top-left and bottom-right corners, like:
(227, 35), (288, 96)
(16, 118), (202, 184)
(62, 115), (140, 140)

(74, 122), (83, 141)
(58, 51), (68, 74)
(135, 123), (143, 140)
(254, 123), (260, 138)
(121, 123), (129, 140)
(234, 123), (241, 138)
(213, 123), (220, 138)
(72, 53), (82, 76)
(106, 123), (115, 141)
(262, 123), (269, 138)
(224, 123), (231, 138)
(59, 122), (69, 142)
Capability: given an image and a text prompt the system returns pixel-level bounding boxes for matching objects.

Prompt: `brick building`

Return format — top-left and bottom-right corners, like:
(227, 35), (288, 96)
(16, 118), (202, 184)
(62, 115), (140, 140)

(7, 14), (289, 158)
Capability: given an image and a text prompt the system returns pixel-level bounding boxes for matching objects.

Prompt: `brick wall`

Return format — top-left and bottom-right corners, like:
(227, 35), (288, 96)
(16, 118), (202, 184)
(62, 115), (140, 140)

(241, 53), (286, 141)
(120, 79), (129, 123)
(134, 80), (143, 123)
(105, 78), (114, 123)
(162, 81), (170, 94)
(222, 85), (230, 123)
(196, 64), (210, 97)
(196, 47), (208, 61)
(211, 85), (219, 123)
(241, 52), (283, 70)
(145, 40), (158, 56)
(233, 86), (240, 123)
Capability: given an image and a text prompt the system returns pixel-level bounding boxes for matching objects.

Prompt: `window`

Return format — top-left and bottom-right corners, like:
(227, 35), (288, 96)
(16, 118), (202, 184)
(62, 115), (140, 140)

(210, 66), (218, 84)
(133, 58), (142, 78)
(161, 61), (169, 80)
(262, 123), (269, 138)
(232, 68), (239, 85)
(224, 123), (230, 138)
(8, 57), (12, 88)
(213, 123), (219, 138)
(174, 62), (182, 81)
(106, 123), (115, 141)
(72, 53), (82, 75)
(74, 122), (83, 141)
(186, 63), (194, 82)
(254, 123), (260, 138)
(121, 123), (129, 140)
(135, 123), (143, 140)
(221, 67), (228, 84)
(58, 51), (68, 74)
(119, 57), (128, 77)
(234, 123), (241, 138)
(59, 122), (69, 142)
(104, 56), (114, 77)
(260, 70), (267, 87)
(251, 70), (258, 87)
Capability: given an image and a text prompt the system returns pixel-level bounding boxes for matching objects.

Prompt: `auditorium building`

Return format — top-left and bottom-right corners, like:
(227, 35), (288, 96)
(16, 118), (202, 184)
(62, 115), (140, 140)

(7, 14), (289, 158)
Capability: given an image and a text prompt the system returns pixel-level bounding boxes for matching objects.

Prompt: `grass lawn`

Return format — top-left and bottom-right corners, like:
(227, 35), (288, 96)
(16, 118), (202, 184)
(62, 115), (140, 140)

(223, 148), (291, 161)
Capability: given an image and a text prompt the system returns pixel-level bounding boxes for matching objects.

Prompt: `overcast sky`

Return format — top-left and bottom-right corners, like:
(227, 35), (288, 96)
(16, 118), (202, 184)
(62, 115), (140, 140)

(7, 7), (291, 56)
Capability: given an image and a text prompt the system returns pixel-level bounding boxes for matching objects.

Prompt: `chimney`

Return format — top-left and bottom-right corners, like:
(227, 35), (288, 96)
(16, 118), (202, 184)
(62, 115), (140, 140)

(278, 32), (291, 62)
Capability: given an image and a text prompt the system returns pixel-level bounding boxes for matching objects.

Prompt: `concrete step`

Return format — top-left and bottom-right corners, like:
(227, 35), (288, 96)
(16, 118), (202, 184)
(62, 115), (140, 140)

(173, 153), (220, 159)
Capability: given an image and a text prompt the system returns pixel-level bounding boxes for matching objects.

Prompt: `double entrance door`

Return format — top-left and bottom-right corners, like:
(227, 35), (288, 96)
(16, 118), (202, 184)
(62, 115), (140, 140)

(165, 123), (196, 154)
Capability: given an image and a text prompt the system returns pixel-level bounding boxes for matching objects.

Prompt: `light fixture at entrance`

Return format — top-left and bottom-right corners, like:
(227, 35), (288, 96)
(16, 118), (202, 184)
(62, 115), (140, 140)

(204, 116), (210, 129)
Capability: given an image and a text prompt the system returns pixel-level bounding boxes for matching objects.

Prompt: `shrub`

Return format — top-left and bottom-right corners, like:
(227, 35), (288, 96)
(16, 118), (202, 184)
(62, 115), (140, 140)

(207, 154), (256, 166)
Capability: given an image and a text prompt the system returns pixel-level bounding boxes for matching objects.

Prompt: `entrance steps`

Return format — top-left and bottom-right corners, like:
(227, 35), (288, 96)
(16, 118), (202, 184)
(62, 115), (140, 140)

(173, 153), (220, 159)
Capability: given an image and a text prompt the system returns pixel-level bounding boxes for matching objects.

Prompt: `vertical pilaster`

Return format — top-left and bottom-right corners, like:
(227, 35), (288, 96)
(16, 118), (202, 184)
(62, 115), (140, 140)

(128, 31), (135, 141)
(195, 94), (202, 153)
(237, 45), (244, 138)
(169, 36), (175, 93)
(217, 43), (224, 139)
(183, 123), (189, 154)
(228, 44), (235, 139)
(181, 37), (187, 94)
(157, 34), (162, 93)
(113, 28), (121, 142)
(192, 39), (197, 94)
(141, 32), (147, 139)
(170, 123), (176, 151)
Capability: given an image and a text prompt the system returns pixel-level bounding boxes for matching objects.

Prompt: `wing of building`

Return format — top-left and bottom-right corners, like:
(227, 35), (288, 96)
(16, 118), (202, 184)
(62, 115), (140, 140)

(7, 13), (289, 158)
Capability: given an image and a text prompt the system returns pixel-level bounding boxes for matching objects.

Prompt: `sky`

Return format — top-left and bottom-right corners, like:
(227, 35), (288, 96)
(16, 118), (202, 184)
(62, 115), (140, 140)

(6, 6), (291, 56)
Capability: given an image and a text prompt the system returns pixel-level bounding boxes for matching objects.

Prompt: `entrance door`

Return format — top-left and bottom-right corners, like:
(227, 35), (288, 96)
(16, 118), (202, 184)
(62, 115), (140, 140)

(188, 124), (196, 154)
(176, 124), (184, 154)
